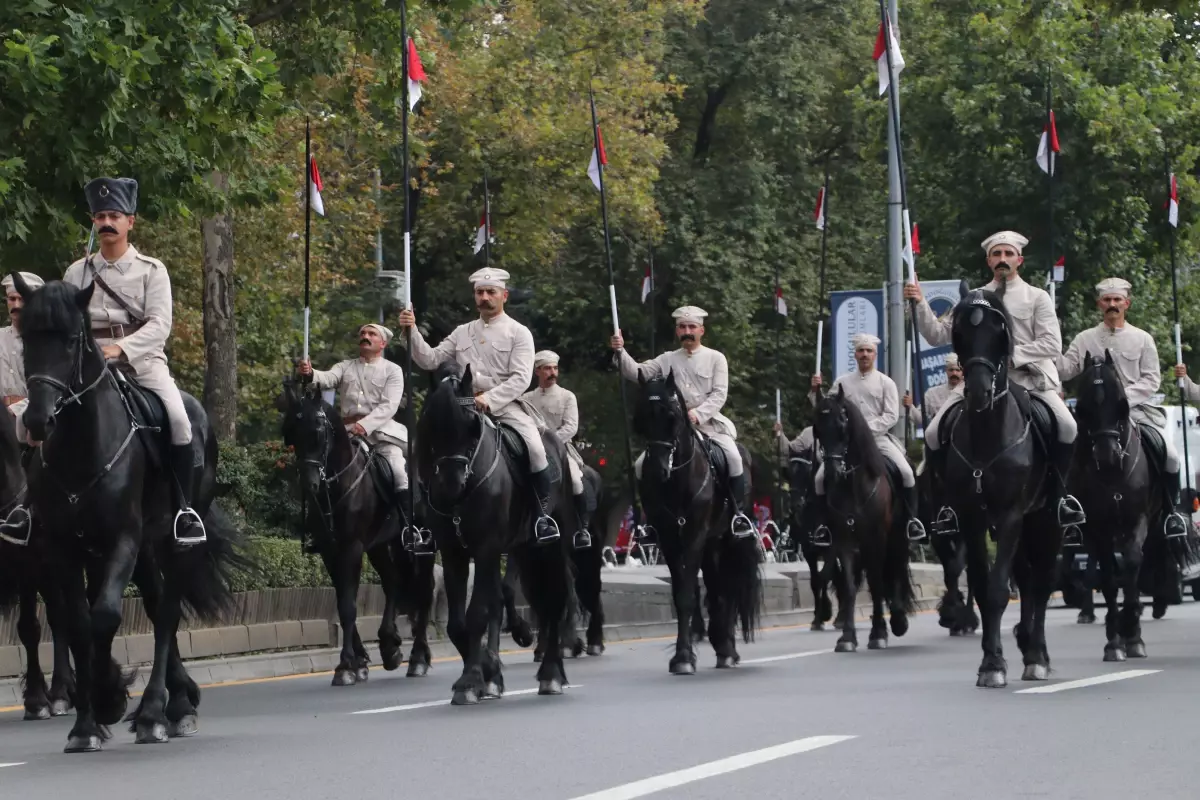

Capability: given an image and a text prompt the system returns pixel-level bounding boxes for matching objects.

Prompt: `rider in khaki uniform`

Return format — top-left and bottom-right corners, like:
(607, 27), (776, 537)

(903, 352), (965, 428)
(610, 305), (755, 538)
(1058, 277), (1189, 538)
(297, 323), (414, 526)
(398, 268), (561, 543)
(904, 230), (1085, 538)
(522, 350), (593, 547)
(60, 177), (204, 542)
(0, 271), (44, 540)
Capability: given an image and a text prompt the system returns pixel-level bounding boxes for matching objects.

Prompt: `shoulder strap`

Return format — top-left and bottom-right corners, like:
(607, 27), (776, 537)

(87, 258), (145, 325)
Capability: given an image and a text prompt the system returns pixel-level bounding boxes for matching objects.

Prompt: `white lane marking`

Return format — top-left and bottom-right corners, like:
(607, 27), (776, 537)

(740, 649), (829, 665)
(564, 735), (856, 800)
(1014, 669), (1161, 695)
(352, 684), (582, 715)
(0, 762), (26, 769)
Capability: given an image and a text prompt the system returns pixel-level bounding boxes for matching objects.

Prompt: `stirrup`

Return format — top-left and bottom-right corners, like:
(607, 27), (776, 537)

(810, 525), (832, 548)
(933, 506), (959, 536)
(1061, 524), (1083, 547)
(173, 508), (207, 546)
(534, 515), (561, 544)
(906, 518), (927, 542)
(402, 525), (436, 555)
(1058, 495), (1087, 527)
(573, 528), (593, 550)
(1164, 512), (1189, 540)
(0, 505), (31, 547)
(730, 513), (756, 539)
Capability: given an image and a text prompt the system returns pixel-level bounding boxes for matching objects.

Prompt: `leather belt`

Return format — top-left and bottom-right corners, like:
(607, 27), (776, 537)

(92, 320), (145, 339)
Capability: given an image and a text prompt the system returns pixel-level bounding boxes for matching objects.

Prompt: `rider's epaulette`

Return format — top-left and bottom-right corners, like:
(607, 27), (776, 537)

(133, 252), (165, 270)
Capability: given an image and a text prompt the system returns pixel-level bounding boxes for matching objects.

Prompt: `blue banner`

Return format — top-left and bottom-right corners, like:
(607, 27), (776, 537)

(828, 289), (886, 381)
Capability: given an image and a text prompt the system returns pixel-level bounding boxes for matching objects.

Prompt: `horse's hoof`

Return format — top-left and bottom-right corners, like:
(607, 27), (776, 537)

(331, 668), (357, 686)
(586, 644), (605, 657)
(1021, 663), (1049, 681)
(949, 628), (963, 637)
(483, 681), (504, 699)
(51, 699), (72, 717)
(715, 655), (739, 669)
(134, 722), (170, 744)
(24, 705), (51, 721)
(355, 667), (370, 683)
(834, 640), (857, 653)
(64, 735), (103, 753)
(538, 678), (564, 696)
(168, 715), (198, 738)
(451, 689), (480, 706)
(811, 621), (825, 632)
(1103, 646), (1127, 663)
(1126, 641), (1147, 659)
(868, 638), (888, 650)
(532, 651), (544, 664)
(890, 615), (909, 637)
(1152, 602), (1168, 620)
(1077, 613), (1096, 625)
(381, 653), (402, 672)
(669, 660), (696, 676)
(976, 670), (1007, 688)
(562, 647), (577, 660)
(406, 661), (429, 678)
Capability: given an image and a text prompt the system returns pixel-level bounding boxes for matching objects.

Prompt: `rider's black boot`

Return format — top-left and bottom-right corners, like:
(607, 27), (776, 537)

(572, 491), (592, 549)
(728, 473), (756, 538)
(810, 494), (832, 547)
(904, 486), (927, 541)
(170, 444), (207, 545)
(530, 467), (560, 544)
(1052, 440), (1085, 544)
(1162, 470), (1190, 539)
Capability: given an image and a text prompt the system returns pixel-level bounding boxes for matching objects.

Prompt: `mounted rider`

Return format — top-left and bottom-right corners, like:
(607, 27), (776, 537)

(904, 230), (1085, 538)
(398, 268), (566, 544)
(1058, 277), (1190, 539)
(296, 322), (414, 528)
(521, 350), (593, 548)
(903, 352), (965, 428)
(59, 177), (205, 543)
(610, 305), (755, 537)
(810, 333), (927, 543)
(0, 271), (44, 540)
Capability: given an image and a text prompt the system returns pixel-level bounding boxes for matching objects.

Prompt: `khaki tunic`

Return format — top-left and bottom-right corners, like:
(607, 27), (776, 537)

(1182, 374), (1200, 406)
(0, 326), (29, 441)
(311, 356), (408, 489)
(810, 368), (913, 490)
(409, 313), (547, 471)
(523, 384), (584, 494)
(63, 246), (192, 445)
(617, 345), (743, 477)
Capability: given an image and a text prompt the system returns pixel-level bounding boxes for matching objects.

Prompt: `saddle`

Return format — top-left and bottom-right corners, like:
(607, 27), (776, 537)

(110, 365), (168, 469)
(883, 459), (905, 517)
(485, 417), (561, 487)
(1137, 423), (1167, 477)
(701, 435), (729, 481)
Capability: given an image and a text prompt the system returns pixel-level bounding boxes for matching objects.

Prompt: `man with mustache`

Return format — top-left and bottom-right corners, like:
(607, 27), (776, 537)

(398, 268), (565, 543)
(610, 305), (756, 538)
(0, 271), (45, 540)
(904, 230), (1085, 538)
(1058, 277), (1189, 538)
(58, 177), (205, 543)
(297, 323), (414, 528)
(522, 350), (593, 548)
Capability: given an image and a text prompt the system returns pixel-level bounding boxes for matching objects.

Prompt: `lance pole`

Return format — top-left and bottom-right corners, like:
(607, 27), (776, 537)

(483, 167), (492, 267)
(400, 1), (418, 533)
(1047, 71), (1061, 312)
(1168, 156), (1193, 510)
(303, 118), (312, 364)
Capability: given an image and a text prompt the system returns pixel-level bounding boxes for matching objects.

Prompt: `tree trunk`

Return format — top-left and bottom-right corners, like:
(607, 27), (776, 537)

(201, 171), (238, 441)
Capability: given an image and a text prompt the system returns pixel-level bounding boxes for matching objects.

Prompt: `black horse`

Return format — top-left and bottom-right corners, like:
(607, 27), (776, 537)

(813, 387), (916, 652)
(417, 362), (573, 702)
(633, 373), (761, 673)
(940, 283), (1060, 688)
(0, 408), (75, 720)
(1072, 351), (1160, 661)
(784, 440), (840, 630)
(279, 380), (435, 685)
(920, 465), (979, 636)
(17, 277), (248, 751)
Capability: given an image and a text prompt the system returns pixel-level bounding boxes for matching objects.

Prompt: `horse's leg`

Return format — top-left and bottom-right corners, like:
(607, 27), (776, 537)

(560, 560), (584, 659)
(1021, 511), (1062, 680)
(366, 544), (403, 672)
(90, 535), (138, 727)
(806, 548), (827, 630)
(42, 576), (76, 716)
(834, 545), (858, 653)
(527, 544), (570, 695)
(1078, 551), (1098, 623)
(955, 538), (979, 634)
(866, 532), (889, 650)
(482, 562), (505, 698)
(932, 529), (961, 632)
(1119, 519), (1148, 659)
(324, 543), (364, 686)
(62, 563), (102, 753)
(17, 579), (51, 720)
(1095, 533), (1124, 661)
(579, 546), (606, 656)
(132, 567), (183, 745)
(977, 515), (1019, 687)
(702, 544), (733, 667)
(959, 520), (997, 687)
(666, 542), (699, 674)
(403, 548), (435, 677)
(690, 581), (706, 642)
(499, 563), (533, 649)
(450, 552), (492, 705)
(442, 548), (470, 659)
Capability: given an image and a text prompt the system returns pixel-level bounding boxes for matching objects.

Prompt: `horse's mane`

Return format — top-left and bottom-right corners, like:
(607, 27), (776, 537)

(820, 391), (887, 480)
(1076, 352), (1128, 421)
(952, 287), (1015, 360)
(20, 280), (89, 335)
(634, 373), (687, 440)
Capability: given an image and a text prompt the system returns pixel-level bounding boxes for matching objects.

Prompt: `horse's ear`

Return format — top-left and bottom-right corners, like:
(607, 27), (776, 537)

(1104, 349), (1114, 365)
(958, 279), (970, 299)
(461, 363), (474, 393)
(638, 371), (646, 387)
(994, 279), (1007, 300)
(1084, 350), (1091, 365)
(836, 383), (845, 399)
(75, 281), (95, 310)
(665, 370), (676, 390)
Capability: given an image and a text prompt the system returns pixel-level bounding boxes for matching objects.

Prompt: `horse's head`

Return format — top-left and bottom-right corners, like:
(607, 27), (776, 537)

(420, 361), (481, 502)
(15, 276), (100, 442)
(634, 371), (688, 483)
(786, 444), (817, 515)
(280, 383), (336, 495)
(951, 285), (1014, 412)
(815, 385), (885, 486)
(1076, 349), (1129, 470)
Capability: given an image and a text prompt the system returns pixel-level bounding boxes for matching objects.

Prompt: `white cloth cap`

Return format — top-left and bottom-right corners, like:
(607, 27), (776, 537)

(944, 352), (961, 369)
(359, 323), (394, 344)
(1095, 277), (1131, 299)
(981, 230), (1029, 254)
(671, 306), (708, 325)
(2, 271), (45, 292)
(469, 268), (510, 289)
(534, 350), (560, 368)
(852, 333), (881, 350)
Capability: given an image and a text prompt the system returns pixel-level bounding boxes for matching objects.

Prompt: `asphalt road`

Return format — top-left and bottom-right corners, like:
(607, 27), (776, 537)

(2, 597), (1198, 800)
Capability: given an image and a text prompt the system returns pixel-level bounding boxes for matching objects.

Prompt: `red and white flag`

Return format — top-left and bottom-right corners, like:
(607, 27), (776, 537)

(873, 16), (905, 96)
(640, 268), (652, 304)
(901, 209), (916, 277)
(1168, 173), (1179, 228)
(1037, 110), (1060, 175)
(588, 127), (608, 191)
(309, 156), (325, 217)
(1052, 255), (1065, 283)
(473, 210), (489, 254)
(407, 38), (426, 111)
(814, 186), (826, 230)
(774, 286), (788, 316)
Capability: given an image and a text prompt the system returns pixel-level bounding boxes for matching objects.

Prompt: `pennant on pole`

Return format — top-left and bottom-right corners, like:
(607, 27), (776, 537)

(588, 127), (608, 191)
(1036, 110), (1061, 175)
(407, 38), (426, 111)
(911, 223), (920, 255)
(641, 267), (652, 304)
(774, 286), (788, 316)
(1052, 255), (1065, 283)
(1169, 173), (1180, 228)
(814, 186), (827, 230)
(309, 156), (325, 217)
(901, 209), (916, 279)
(473, 211), (489, 254)
(873, 16), (905, 96)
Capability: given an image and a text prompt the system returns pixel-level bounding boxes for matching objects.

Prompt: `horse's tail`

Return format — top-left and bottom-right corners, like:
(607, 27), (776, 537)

(885, 508), (917, 615)
(176, 503), (258, 623)
(720, 530), (762, 643)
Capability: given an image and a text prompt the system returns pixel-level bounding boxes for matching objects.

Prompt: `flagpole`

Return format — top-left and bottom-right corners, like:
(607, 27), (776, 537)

(303, 117), (312, 365)
(773, 259), (784, 527)
(591, 88), (644, 536)
(1046, 70), (1060, 312)
(483, 168), (492, 267)
(1168, 156), (1193, 508)
(400, 1), (417, 531)
(648, 246), (656, 354)
(817, 164), (830, 377)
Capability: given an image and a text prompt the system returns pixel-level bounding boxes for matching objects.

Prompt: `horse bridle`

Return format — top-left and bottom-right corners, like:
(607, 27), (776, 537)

(644, 392), (697, 475)
(26, 324), (109, 426)
(425, 378), (501, 529)
(960, 297), (1012, 410)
